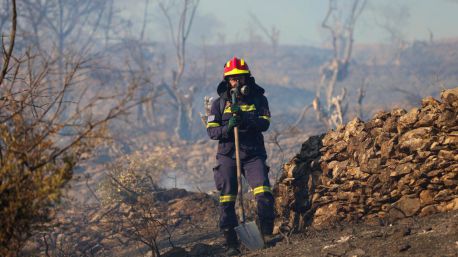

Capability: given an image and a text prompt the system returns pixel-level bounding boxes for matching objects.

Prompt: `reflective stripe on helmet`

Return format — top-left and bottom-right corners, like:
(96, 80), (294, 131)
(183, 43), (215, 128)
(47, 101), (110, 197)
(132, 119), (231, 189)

(253, 185), (272, 195)
(224, 67), (250, 77)
(220, 194), (236, 203)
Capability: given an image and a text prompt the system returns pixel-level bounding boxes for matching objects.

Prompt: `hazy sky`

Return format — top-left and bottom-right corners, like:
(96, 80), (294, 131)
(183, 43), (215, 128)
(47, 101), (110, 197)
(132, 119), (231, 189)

(121, 0), (458, 46)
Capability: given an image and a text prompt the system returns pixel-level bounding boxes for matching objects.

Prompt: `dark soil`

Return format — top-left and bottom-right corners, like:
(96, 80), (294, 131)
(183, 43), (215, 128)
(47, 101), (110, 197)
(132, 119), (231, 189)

(164, 209), (458, 257)
(246, 210), (458, 257)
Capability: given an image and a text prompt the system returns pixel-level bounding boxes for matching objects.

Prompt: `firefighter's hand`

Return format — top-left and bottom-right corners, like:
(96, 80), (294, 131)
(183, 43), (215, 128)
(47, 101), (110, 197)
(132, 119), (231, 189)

(231, 104), (242, 115)
(230, 104), (241, 115)
(227, 116), (241, 132)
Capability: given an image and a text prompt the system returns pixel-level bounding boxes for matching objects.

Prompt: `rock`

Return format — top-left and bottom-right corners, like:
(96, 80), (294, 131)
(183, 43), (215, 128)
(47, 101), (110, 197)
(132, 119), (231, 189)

(443, 133), (458, 146)
(434, 189), (454, 202)
(419, 190), (435, 205)
(419, 205), (438, 217)
(397, 108), (419, 134)
(343, 117), (365, 142)
(388, 206), (406, 221)
(437, 198), (458, 212)
(313, 203), (338, 227)
(189, 243), (214, 256)
(392, 196), (421, 217)
(395, 163), (415, 176)
(438, 150), (457, 161)
(402, 227), (412, 236)
(398, 243), (411, 252)
(416, 112), (439, 127)
(322, 242), (349, 256)
(399, 127), (433, 152)
(274, 87), (458, 230)
(381, 137), (397, 160)
(422, 96), (441, 108)
(161, 247), (188, 257)
(443, 179), (457, 187)
(441, 87), (458, 108)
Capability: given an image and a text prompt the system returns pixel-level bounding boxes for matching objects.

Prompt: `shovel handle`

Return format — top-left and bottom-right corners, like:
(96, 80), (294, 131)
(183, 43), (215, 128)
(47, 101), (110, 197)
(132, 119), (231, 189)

(233, 126), (245, 223)
(231, 86), (246, 223)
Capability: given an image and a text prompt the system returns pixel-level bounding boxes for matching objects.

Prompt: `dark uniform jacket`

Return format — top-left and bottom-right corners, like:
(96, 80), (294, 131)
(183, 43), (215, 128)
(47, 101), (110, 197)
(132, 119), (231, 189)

(206, 77), (271, 158)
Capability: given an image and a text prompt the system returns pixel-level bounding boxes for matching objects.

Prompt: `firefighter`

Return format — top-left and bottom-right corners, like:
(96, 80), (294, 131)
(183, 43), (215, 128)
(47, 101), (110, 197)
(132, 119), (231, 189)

(206, 57), (275, 255)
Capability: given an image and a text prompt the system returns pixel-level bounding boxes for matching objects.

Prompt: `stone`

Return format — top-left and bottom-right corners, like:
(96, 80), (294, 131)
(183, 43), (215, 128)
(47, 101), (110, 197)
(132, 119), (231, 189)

(383, 116), (398, 133)
(443, 134), (458, 146)
(313, 203), (338, 227)
(416, 112), (438, 127)
(162, 247), (188, 257)
(436, 110), (457, 129)
(395, 163), (415, 176)
(438, 150), (458, 161)
(322, 242), (349, 256)
(437, 198), (458, 212)
(441, 87), (458, 108)
(381, 136), (397, 160)
(417, 150), (432, 159)
(398, 243), (411, 252)
(274, 88), (458, 230)
(397, 108), (419, 134)
(419, 190), (435, 205)
(388, 207), (406, 221)
(189, 243), (214, 256)
(443, 179), (458, 187)
(427, 169), (442, 178)
(434, 189), (454, 202)
(399, 127), (433, 152)
(419, 205), (438, 217)
(393, 196), (421, 217)
(343, 117), (365, 142)
(421, 96), (441, 108)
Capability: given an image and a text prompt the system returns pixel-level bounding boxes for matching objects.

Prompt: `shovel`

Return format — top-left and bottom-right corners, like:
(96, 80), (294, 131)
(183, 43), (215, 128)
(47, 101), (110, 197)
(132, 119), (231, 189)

(230, 88), (265, 251)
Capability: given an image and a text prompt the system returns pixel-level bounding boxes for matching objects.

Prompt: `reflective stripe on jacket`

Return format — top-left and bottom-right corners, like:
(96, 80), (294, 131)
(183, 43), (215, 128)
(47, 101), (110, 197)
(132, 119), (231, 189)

(206, 91), (270, 157)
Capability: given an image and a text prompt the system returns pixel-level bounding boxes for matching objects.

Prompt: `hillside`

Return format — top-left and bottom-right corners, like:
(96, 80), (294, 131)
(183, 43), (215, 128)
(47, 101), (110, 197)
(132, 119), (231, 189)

(163, 87), (458, 257)
(22, 87), (457, 257)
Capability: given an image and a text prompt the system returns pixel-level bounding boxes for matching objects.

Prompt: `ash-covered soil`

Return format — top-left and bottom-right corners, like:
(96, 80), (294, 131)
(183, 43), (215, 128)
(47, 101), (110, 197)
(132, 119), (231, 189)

(245, 210), (458, 257)
(160, 201), (457, 257)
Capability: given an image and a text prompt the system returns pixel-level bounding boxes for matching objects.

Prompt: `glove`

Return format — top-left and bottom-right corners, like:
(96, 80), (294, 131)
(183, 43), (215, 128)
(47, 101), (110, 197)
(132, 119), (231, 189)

(227, 116), (241, 133)
(231, 104), (241, 115)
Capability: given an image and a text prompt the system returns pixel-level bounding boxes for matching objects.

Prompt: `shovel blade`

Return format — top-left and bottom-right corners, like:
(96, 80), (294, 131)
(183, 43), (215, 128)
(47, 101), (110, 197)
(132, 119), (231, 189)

(234, 221), (264, 251)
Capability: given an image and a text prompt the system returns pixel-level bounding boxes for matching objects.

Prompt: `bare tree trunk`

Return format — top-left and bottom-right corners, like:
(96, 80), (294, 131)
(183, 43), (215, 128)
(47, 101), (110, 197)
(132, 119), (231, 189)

(0, 0), (16, 87)
(297, 0), (366, 130)
(140, 0), (150, 41)
(159, 0), (199, 140)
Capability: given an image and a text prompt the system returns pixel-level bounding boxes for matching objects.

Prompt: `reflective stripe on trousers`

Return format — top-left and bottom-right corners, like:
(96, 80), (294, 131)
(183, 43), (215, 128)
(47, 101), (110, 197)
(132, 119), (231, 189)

(213, 154), (275, 229)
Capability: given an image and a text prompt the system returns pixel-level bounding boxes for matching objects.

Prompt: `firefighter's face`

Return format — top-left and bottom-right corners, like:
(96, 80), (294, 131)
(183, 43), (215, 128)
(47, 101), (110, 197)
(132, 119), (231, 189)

(228, 76), (246, 88)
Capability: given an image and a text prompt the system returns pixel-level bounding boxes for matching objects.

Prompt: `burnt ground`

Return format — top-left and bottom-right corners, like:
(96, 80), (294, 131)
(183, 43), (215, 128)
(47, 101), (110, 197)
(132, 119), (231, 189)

(160, 208), (458, 257)
(28, 188), (455, 256)
(246, 210), (458, 257)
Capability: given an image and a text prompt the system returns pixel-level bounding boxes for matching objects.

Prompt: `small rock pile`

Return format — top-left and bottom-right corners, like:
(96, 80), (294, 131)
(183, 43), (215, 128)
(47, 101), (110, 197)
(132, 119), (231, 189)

(274, 88), (458, 230)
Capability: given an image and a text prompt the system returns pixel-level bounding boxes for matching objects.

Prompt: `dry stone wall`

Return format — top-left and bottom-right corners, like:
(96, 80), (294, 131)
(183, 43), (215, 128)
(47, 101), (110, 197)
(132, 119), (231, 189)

(274, 87), (458, 231)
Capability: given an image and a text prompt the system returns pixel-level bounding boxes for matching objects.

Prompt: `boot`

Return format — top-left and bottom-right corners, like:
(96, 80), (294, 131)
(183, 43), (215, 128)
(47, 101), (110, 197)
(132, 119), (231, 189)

(260, 221), (279, 247)
(223, 228), (240, 256)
